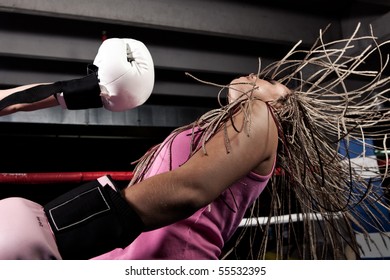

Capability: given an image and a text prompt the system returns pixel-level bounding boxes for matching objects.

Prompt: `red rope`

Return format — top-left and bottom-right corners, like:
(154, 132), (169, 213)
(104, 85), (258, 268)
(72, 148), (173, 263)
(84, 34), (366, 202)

(0, 169), (282, 184)
(0, 171), (133, 184)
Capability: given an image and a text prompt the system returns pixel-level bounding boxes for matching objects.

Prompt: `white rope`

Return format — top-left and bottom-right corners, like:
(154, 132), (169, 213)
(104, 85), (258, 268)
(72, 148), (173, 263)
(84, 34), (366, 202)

(239, 212), (342, 227)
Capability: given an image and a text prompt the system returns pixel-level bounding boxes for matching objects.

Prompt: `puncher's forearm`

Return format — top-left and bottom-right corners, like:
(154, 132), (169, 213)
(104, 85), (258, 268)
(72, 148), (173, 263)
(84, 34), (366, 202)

(0, 84), (59, 116)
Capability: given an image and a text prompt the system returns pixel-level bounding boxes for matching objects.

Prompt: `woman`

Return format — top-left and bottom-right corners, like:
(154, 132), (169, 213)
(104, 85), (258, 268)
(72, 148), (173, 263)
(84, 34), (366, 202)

(92, 75), (289, 259)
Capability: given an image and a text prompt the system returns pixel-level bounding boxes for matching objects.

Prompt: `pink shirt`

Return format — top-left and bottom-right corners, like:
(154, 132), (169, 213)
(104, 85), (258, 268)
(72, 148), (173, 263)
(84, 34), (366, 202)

(93, 128), (273, 259)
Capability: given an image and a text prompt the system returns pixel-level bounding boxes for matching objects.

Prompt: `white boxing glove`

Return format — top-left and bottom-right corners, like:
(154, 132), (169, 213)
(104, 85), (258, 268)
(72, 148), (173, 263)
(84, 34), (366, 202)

(93, 38), (155, 111)
(54, 38), (154, 111)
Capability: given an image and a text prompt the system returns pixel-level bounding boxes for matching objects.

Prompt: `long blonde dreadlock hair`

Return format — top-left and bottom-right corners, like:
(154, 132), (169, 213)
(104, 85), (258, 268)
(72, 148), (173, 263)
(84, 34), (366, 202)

(130, 23), (390, 259)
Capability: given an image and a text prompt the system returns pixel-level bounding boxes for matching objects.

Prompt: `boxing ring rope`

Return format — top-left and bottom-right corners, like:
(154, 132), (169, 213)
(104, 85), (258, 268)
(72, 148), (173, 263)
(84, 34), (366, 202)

(0, 170), (286, 224)
(0, 153), (385, 227)
(1, 155), (387, 185)
(239, 212), (342, 227)
(0, 169), (282, 184)
(0, 171), (134, 184)
(0, 170), (340, 227)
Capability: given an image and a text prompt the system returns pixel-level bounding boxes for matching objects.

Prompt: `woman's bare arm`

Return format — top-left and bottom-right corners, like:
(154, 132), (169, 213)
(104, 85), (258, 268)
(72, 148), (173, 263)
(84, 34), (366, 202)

(123, 100), (279, 230)
(0, 84), (59, 116)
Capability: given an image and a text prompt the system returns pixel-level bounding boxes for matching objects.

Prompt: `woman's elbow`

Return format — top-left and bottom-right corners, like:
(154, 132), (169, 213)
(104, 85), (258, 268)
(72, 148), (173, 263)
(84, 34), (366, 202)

(174, 173), (219, 211)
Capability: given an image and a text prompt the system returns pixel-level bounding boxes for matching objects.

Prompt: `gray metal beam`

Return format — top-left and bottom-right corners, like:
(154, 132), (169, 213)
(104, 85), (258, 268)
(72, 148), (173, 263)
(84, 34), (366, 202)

(0, 0), (340, 45)
(0, 29), (263, 75)
(341, 10), (390, 42)
(371, 11), (390, 41)
(0, 104), (210, 127)
(338, 12), (390, 59)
